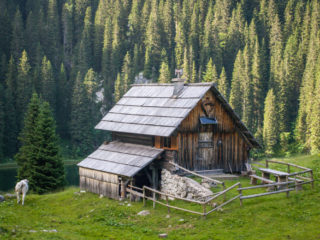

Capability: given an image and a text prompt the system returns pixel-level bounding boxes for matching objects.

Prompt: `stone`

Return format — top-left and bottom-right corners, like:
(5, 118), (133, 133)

(137, 210), (150, 216)
(165, 214), (170, 218)
(186, 193), (193, 199)
(80, 190), (86, 193)
(29, 230), (37, 233)
(5, 193), (15, 199)
(179, 219), (184, 222)
(74, 192), (80, 196)
(99, 194), (103, 198)
(0, 195), (4, 202)
(127, 203), (131, 207)
(158, 233), (168, 238)
(201, 182), (211, 189)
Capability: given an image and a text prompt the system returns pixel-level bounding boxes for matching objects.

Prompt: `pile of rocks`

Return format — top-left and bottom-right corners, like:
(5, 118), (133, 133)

(160, 169), (214, 201)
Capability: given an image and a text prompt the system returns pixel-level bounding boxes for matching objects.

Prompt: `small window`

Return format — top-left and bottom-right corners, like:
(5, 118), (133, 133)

(199, 117), (218, 125)
(155, 136), (178, 150)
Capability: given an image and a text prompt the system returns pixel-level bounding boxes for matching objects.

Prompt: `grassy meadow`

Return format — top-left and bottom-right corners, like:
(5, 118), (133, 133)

(0, 154), (319, 240)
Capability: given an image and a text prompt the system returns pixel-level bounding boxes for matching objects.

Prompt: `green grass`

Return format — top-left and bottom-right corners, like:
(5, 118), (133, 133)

(1, 154), (320, 240)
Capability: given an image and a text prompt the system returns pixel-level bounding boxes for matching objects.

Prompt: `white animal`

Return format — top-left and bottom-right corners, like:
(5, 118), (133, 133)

(15, 179), (29, 205)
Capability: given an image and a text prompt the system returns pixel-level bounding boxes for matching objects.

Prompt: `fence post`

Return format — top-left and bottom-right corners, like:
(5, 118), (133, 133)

(310, 170), (314, 189)
(222, 182), (226, 201)
(153, 192), (156, 209)
(143, 188), (146, 207)
(286, 178), (290, 198)
(238, 183), (243, 207)
(287, 164), (290, 173)
(129, 179), (133, 202)
(266, 160), (269, 168)
(202, 203), (207, 219)
(166, 195), (170, 213)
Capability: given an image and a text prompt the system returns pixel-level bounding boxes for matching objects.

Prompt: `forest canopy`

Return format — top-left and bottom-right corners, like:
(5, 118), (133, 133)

(0, 0), (319, 160)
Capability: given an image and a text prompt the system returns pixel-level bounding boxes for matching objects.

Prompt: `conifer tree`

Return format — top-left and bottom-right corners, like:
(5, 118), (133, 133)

(57, 63), (70, 138)
(158, 61), (171, 83)
(4, 86), (18, 157)
(310, 69), (320, 153)
(15, 93), (41, 180)
(218, 67), (228, 98)
(31, 101), (65, 193)
(70, 72), (94, 155)
(203, 58), (218, 83)
(41, 56), (56, 114)
(5, 56), (17, 103)
(62, 2), (74, 70)
(16, 50), (32, 127)
(263, 89), (278, 155)
(229, 50), (243, 116)
(11, 9), (25, 62)
(114, 73), (122, 103)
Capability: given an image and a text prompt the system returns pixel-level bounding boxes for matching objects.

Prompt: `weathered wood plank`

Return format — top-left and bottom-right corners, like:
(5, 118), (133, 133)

(240, 188), (294, 200)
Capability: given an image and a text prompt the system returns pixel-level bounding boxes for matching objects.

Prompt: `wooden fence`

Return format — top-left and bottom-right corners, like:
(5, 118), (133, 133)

(265, 160), (314, 189)
(125, 160), (314, 218)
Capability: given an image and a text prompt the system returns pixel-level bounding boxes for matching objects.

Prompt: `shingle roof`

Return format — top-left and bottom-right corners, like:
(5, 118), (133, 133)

(77, 141), (164, 177)
(95, 82), (260, 148)
(95, 83), (212, 137)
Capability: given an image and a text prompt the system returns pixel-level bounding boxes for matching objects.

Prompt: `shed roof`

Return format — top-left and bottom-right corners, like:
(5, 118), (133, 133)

(95, 83), (212, 137)
(95, 83), (260, 148)
(77, 141), (164, 177)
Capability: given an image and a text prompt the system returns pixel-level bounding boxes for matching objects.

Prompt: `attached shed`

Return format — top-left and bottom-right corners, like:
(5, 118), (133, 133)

(78, 79), (260, 199)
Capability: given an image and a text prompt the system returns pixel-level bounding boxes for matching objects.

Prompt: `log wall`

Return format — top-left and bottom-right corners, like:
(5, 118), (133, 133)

(79, 167), (119, 199)
(176, 90), (250, 172)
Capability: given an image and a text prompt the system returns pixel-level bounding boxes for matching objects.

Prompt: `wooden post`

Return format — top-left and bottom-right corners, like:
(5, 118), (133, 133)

(222, 183), (226, 201)
(238, 183), (243, 207)
(166, 196), (170, 213)
(120, 177), (125, 200)
(310, 170), (314, 189)
(129, 179), (133, 202)
(153, 192), (156, 209)
(202, 203), (206, 219)
(286, 177), (289, 198)
(287, 165), (290, 173)
(143, 188), (146, 207)
(266, 160), (269, 168)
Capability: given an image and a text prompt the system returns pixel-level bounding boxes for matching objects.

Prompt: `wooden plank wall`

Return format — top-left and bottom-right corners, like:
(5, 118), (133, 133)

(79, 168), (119, 199)
(176, 91), (249, 172)
(112, 132), (154, 146)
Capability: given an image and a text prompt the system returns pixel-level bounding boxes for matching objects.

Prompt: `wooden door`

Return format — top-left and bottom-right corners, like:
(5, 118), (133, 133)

(196, 132), (214, 170)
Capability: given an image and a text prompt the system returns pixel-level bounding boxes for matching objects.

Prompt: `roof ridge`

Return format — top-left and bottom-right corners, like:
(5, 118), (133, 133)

(131, 82), (215, 87)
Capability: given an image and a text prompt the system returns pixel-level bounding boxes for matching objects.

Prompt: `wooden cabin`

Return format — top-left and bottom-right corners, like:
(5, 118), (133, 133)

(77, 79), (260, 199)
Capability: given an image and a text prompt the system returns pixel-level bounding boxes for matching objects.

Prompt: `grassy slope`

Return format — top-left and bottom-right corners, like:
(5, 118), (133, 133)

(0, 154), (319, 240)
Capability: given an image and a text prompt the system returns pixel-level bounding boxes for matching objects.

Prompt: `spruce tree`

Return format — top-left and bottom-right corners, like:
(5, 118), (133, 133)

(114, 73), (122, 103)
(263, 89), (278, 155)
(203, 58), (218, 83)
(31, 101), (65, 193)
(158, 60), (171, 83)
(41, 56), (56, 114)
(16, 50), (32, 127)
(4, 86), (18, 157)
(15, 93), (41, 180)
(11, 9), (25, 62)
(218, 67), (228, 98)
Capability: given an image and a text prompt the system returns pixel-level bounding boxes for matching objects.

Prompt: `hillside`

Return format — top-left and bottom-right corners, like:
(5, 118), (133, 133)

(1, 0), (320, 160)
(1, 154), (319, 239)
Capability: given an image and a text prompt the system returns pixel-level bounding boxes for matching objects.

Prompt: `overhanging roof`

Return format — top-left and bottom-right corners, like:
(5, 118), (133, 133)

(77, 141), (164, 177)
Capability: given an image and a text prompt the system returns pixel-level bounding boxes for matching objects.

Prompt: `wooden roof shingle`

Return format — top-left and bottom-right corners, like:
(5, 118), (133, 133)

(77, 141), (164, 177)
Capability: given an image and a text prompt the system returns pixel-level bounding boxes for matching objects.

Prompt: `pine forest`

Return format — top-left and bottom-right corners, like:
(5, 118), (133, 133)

(0, 0), (320, 161)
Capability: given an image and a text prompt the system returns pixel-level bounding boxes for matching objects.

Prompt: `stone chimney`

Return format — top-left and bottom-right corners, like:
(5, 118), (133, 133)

(172, 69), (186, 98)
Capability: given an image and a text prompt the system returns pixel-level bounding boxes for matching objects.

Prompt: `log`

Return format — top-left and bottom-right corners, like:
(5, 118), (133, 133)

(237, 181), (294, 191)
(206, 195), (241, 215)
(205, 182), (241, 203)
(240, 188), (294, 200)
(266, 160), (311, 171)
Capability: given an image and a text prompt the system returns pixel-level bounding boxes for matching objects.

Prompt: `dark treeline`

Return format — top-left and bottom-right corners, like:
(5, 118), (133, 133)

(0, 0), (319, 160)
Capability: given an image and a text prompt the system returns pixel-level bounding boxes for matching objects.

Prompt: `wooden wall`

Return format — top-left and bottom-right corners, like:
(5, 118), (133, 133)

(79, 167), (119, 199)
(112, 132), (154, 146)
(175, 90), (250, 173)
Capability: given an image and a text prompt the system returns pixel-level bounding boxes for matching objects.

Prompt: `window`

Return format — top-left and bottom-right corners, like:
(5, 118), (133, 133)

(155, 136), (178, 150)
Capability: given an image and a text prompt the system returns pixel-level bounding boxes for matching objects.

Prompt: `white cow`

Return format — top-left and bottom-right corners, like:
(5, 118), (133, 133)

(15, 179), (29, 205)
